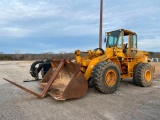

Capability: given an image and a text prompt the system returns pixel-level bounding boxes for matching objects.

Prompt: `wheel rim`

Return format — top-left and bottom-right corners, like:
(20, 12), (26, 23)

(145, 70), (152, 82)
(105, 70), (117, 87)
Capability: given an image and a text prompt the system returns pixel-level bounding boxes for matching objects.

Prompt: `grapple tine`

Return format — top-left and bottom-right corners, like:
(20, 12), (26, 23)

(3, 78), (42, 98)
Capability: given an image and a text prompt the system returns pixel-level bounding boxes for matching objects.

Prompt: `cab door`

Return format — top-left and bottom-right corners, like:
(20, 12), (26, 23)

(115, 31), (125, 57)
(130, 34), (138, 57)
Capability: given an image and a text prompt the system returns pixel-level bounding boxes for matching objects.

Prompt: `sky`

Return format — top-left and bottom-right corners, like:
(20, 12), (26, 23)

(0, 0), (160, 54)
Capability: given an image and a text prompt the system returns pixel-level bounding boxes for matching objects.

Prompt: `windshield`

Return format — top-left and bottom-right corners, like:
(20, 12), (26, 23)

(106, 30), (121, 48)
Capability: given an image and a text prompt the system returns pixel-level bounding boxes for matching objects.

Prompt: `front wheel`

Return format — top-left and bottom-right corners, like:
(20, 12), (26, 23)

(91, 61), (120, 94)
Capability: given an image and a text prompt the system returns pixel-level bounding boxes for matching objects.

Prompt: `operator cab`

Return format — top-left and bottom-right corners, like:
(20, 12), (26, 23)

(105, 29), (138, 57)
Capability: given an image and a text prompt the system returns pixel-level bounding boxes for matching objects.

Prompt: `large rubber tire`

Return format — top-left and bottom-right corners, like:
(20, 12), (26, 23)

(133, 62), (144, 85)
(91, 61), (120, 94)
(30, 60), (43, 77)
(135, 63), (153, 87)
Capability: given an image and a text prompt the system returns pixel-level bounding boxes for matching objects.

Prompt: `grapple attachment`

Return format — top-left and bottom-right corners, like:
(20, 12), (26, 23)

(3, 59), (88, 100)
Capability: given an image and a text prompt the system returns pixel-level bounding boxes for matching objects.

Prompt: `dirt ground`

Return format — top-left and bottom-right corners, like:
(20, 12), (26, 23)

(0, 61), (160, 120)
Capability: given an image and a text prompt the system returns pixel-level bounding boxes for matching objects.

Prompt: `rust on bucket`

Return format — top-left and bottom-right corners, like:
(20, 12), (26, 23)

(40, 59), (88, 100)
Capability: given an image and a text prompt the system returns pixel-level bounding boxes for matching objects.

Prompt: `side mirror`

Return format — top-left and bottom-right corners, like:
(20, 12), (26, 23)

(104, 38), (106, 43)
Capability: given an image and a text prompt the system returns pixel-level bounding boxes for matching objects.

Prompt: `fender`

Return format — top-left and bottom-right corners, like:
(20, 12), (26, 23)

(84, 55), (108, 80)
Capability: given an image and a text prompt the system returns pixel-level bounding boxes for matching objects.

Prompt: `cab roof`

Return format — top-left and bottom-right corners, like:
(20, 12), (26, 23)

(105, 29), (137, 35)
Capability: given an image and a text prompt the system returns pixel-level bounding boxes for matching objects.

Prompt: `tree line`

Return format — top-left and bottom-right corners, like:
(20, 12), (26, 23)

(0, 52), (76, 60)
(0, 52), (159, 61)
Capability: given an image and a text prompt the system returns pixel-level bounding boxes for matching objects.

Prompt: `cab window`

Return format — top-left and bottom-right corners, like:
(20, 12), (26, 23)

(106, 30), (120, 47)
(117, 32), (122, 48)
(131, 35), (137, 48)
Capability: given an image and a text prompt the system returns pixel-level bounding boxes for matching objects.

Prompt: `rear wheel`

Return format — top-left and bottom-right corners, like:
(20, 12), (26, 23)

(133, 62), (143, 85)
(91, 61), (120, 94)
(135, 63), (153, 87)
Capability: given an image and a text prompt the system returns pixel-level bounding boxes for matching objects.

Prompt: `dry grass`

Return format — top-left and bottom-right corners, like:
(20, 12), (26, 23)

(150, 62), (160, 79)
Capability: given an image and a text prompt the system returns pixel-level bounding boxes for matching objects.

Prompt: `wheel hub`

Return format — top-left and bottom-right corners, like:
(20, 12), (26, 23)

(145, 70), (151, 82)
(105, 70), (116, 87)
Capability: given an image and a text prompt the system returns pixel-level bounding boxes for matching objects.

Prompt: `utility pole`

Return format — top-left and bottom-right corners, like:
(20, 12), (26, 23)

(99, 0), (103, 48)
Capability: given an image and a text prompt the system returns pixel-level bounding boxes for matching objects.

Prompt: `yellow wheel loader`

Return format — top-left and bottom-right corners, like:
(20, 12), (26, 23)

(3, 0), (155, 100)
(75, 29), (155, 94)
(3, 29), (155, 100)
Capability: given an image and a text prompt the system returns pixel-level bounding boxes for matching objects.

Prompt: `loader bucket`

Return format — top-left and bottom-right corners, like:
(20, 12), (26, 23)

(3, 59), (88, 100)
(39, 59), (88, 100)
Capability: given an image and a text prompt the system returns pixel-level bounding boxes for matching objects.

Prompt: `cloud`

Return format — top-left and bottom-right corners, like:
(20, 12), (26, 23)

(139, 38), (160, 51)
(0, 1), (61, 20)
(0, 0), (160, 53)
(0, 0), (100, 37)
(0, 27), (32, 37)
